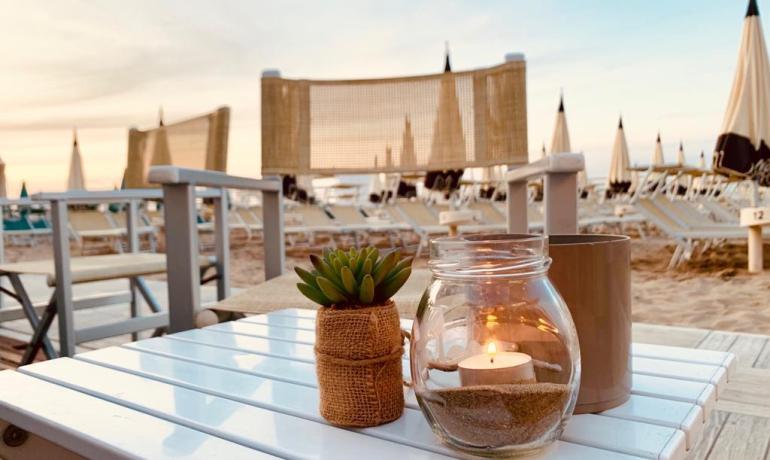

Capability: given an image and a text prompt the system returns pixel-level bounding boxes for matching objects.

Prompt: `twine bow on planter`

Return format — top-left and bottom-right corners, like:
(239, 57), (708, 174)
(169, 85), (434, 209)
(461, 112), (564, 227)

(296, 247), (413, 427)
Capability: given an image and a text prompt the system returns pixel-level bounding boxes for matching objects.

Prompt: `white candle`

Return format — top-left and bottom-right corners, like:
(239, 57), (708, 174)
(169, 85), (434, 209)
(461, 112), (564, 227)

(458, 342), (536, 386)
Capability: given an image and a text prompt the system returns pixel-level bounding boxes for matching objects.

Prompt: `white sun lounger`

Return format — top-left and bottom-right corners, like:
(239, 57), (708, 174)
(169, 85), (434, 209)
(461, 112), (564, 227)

(635, 197), (751, 268)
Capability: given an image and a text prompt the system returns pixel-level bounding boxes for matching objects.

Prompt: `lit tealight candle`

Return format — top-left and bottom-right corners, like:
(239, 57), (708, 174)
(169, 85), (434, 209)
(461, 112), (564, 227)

(458, 342), (536, 386)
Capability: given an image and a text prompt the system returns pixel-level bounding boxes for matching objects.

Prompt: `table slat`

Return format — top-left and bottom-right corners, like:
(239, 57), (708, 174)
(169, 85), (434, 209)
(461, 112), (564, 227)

(19, 359), (449, 460)
(632, 343), (735, 378)
(562, 414), (686, 460)
(631, 375), (715, 420)
(600, 395), (703, 449)
(633, 357), (726, 395)
(0, 371), (270, 460)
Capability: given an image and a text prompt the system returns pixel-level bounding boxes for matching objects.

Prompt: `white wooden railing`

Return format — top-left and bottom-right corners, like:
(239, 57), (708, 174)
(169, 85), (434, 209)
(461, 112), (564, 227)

(148, 166), (284, 333)
(506, 152), (584, 234)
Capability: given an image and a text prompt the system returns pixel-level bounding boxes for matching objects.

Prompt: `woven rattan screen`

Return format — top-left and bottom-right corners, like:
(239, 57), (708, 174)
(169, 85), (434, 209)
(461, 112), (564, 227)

(261, 60), (527, 175)
(124, 106), (230, 188)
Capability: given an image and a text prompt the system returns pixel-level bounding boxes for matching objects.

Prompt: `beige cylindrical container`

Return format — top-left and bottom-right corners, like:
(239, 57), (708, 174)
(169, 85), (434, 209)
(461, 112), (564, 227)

(548, 235), (631, 414)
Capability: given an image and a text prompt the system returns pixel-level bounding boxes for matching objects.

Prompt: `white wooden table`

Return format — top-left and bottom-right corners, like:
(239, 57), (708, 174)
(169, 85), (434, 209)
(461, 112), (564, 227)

(0, 309), (736, 459)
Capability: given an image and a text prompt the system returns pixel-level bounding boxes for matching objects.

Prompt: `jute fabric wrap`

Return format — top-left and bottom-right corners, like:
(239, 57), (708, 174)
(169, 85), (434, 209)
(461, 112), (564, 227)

(315, 301), (404, 427)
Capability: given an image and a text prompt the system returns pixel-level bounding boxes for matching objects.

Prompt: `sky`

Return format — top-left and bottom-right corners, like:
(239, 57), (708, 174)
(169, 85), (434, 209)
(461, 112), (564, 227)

(0, 0), (760, 194)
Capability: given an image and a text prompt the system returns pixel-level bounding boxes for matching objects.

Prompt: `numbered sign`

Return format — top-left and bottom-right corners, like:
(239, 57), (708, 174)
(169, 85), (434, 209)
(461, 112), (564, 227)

(740, 207), (770, 227)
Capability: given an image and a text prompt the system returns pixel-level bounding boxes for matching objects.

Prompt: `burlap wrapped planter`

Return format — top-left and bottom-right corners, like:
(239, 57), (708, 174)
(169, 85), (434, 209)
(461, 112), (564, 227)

(315, 300), (404, 427)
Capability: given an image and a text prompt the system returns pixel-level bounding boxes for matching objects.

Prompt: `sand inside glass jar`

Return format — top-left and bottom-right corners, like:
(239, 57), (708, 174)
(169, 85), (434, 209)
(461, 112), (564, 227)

(418, 383), (569, 447)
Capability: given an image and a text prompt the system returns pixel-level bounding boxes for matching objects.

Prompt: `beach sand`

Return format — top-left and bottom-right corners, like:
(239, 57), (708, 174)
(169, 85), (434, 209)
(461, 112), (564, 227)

(5, 234), (770, 336)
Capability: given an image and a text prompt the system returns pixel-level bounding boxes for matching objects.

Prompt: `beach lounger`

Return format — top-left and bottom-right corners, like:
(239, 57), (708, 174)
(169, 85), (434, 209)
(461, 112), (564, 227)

(227, 210), (251, 240)
(0, 253), (216, 364)
(68, 210), (125, 254)
(635, 197), (753, 268)
(3, 216), (50, 246)
(285, 204), (350, 247)
(326, 204), (404, 247)
(395, 201), (449, 256)
(237, 207), (264, 232)
(111, 211), (158, 251)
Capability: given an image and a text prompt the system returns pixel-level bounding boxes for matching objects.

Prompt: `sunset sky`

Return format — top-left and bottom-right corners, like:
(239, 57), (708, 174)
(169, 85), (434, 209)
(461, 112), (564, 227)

(0, 0), (758, 194)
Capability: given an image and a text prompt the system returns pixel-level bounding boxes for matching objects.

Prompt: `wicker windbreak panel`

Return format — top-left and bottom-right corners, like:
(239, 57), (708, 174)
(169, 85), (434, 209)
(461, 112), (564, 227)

(124, 106), (230, 188)
(261, 60), (527, 175)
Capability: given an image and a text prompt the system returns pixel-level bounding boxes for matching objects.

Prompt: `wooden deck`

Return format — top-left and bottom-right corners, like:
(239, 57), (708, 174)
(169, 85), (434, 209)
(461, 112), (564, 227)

(0, 278), (768, 458)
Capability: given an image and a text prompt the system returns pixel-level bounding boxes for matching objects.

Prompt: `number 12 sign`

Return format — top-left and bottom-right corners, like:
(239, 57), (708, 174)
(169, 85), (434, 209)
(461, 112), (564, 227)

(740, 207), (770, 227)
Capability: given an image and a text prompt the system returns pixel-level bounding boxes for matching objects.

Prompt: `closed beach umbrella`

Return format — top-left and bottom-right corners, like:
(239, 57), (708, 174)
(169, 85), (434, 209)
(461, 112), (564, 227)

(401, 116), (416, 168)
(549, 94), (572, 154)
(426, 47), (466, 192)
(150, 109), (172, 166)
(715, 0), (770, 185)
(699, 151), (707, 170)
(67, 129), (86, 190)
(676, 141), (686, 165)
(675, 141), (690, 193)
(607, 117), (632, 194)
(0, 157), (7, 199)
(652, 133), (665, 166)
(18, 181), (29, 216)
(549, 94), (587, 187)
(428, 48), (467, 167)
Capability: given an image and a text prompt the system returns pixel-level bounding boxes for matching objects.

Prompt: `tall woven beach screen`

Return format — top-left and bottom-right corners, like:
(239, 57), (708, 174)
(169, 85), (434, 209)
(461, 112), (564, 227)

(261, 59), (528, 175)
(124, 106), (230, 188)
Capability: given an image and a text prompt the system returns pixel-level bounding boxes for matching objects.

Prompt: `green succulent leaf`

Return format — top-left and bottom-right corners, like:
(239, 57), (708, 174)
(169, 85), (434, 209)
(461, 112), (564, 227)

(340, 266), (358, 295)
(311, 254), (345, 290)
(390, 256), (413, 276)
(316, 276), (347, 304)
(373, 250), (399, 286)
(376, 266), (411, 302)
(297, 282), (331, 306)
(336, 250), (350, 267)
(359, 274), (375, 304)
(294, 266), (319, 288)
(331, 257), (343, 272)
(357, 258), (373, 283)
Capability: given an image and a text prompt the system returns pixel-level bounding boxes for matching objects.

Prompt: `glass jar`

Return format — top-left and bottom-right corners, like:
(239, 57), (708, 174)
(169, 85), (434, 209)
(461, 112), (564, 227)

(410, 234), (580, 457)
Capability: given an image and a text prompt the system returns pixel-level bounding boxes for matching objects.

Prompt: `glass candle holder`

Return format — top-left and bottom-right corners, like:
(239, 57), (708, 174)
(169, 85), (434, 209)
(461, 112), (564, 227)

(411, 234), (580, 457)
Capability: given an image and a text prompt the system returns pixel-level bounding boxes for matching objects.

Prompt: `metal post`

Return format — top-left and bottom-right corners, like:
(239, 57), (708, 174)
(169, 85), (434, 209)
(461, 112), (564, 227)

(262, 185), (285, 280)
(544, 172), (578, 235)
(50, 199), (75, 356)
(507, 180), (529, 234)
(162, 184), (199, 333)
(213, 188), (230, 300)
(126, 200), (140, 340)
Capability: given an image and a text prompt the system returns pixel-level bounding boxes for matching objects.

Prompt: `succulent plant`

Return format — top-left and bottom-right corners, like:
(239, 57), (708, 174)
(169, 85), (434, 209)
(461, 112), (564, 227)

(295, 247), (413, 307)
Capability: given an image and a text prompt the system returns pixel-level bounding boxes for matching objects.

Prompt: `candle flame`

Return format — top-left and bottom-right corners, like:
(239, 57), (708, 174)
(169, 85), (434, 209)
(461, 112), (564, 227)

(487, 341), (497, 364)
